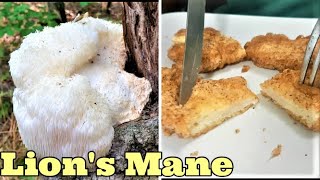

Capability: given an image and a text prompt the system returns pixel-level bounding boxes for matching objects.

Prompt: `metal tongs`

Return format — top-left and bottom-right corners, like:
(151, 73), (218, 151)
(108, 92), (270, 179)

(299, 18), (320, 86)
(178, 0), (206, 105)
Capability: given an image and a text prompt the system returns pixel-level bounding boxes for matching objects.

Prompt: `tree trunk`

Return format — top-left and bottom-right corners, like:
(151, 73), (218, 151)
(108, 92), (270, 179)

(122, 2), (159, 98)
(48, 2), (67, 23)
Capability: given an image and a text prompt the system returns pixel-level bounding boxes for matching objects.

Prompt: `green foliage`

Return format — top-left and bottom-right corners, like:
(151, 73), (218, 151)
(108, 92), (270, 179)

(0, 90), (12, 121)
(0, 43), (12, 122)
(0, 44), (13, 85)
(0, 69), (10, 82)
(20, 177), (36, 180)
(79, 2), (91, 7)
(0, 2), (58, 37)
(0, 45), (4, 57)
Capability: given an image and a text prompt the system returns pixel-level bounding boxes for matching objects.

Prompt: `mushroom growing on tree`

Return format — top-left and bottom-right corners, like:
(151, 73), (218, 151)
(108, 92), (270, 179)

(9, 17), (152, 165)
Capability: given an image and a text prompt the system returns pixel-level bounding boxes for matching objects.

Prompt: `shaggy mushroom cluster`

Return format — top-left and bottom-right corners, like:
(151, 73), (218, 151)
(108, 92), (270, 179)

(9, 17), (152, 162)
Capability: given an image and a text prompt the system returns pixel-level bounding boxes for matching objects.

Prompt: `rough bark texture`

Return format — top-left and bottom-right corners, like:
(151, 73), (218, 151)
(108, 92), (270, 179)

(123, 2), (159, 96)
(108, 102), (158, 174)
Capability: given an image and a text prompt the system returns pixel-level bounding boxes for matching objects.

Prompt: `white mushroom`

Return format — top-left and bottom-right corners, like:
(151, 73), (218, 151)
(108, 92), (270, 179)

(9, 17), (152, 163)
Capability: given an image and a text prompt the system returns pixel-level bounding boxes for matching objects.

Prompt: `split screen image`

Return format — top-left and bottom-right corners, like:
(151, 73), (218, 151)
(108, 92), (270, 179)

(0, 1), (319, 178)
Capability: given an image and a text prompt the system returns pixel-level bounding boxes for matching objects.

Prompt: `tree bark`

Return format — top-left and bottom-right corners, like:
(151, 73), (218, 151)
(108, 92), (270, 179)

(48, 2), (67, 23)
(122, 2), (158, 97)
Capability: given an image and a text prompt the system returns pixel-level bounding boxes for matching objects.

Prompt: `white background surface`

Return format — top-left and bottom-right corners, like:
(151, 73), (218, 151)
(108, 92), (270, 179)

(160, 13), (320, 178)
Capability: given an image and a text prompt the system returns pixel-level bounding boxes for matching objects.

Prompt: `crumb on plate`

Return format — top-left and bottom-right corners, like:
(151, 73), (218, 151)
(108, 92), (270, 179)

(235, 129), (240, 134)
(190, 151), (199, 157)
(271, 144), (282, 159)
(241, 65), (250, 73)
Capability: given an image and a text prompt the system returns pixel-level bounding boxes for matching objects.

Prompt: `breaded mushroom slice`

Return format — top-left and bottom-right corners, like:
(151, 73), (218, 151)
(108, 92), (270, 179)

(245, 33), (320, 71)
(261, 69), (320, 131)
(168, 28), (247, 73)
(162, 65), (258, 138)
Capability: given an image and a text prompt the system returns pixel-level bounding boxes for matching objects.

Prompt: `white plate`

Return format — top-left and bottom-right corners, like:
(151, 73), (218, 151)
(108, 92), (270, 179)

(160, 13), (320, 178)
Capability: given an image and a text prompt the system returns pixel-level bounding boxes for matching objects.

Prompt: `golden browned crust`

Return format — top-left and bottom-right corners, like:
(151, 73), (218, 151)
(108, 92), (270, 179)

(260, 69), (320, 132)
(168, 28), (247, 73)
(162, 65), (258, 138)
(245, 33), (320, 71)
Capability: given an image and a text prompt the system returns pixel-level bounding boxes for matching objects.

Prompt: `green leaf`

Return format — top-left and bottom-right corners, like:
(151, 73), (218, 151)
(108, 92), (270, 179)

(80, 2), (90, 7)
(5, 27), (15, 36)
(0, 46), (4, 58)
(17, 14), (25, 20)
(7, 15), (16, 21)
(14, 3), (30, 13)
(0, 71), (10, 82)
(25, 21), (34, 28)
(20, 28), (33, 36)
(12, 24), (21, 32)
(47, 13), (58, 20)
(0, 28), (7, 37)
(33, 25), (44, 31)
(4, 2), (13, 10)
(45, 19), (58, 27)
(19, 176), (36, 180)
(26, 10), (39, 18)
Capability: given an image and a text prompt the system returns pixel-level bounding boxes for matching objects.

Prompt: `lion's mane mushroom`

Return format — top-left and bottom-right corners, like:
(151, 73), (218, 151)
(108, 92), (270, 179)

(9, 17), (152, 163)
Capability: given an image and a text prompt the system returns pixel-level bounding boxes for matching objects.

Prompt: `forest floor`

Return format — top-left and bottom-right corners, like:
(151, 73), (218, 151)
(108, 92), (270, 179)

(0, 2), (123, 179)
